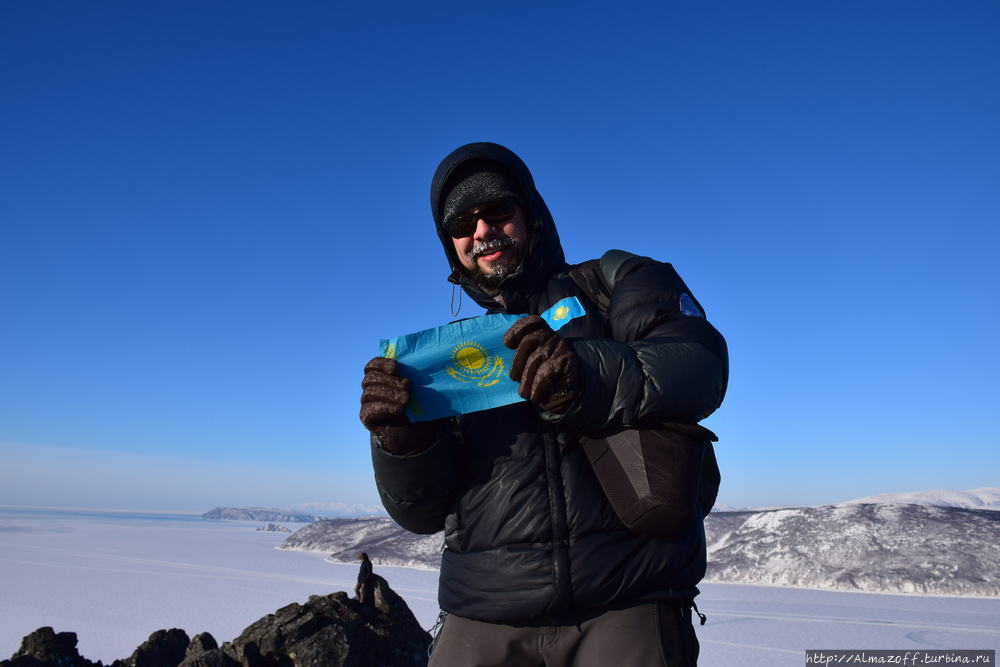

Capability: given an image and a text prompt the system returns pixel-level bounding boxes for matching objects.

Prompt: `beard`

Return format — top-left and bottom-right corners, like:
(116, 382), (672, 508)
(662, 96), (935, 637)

(462, 236), (524, 291)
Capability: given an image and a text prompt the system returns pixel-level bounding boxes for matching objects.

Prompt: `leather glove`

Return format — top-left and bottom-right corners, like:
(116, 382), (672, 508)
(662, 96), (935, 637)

(503, 315), (580, 414)
(360, 357), (436, 455)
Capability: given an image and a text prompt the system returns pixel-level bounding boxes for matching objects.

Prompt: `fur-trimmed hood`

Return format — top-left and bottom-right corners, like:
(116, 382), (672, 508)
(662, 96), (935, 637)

(430, 142), (567, 314)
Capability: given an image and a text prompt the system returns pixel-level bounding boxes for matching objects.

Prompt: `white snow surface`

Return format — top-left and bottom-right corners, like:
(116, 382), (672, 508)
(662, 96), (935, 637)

(2, 508), (998, 666)
(843, 487), (1000, 510)
(0, 508), (438, 663)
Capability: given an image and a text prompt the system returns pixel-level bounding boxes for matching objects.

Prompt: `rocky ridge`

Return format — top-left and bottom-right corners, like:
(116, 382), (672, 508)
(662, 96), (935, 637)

(2, 576), (430, 667)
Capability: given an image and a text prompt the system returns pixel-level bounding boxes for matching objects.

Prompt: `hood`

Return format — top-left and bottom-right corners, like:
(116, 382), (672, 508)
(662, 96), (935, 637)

(430, 142), (566, 313)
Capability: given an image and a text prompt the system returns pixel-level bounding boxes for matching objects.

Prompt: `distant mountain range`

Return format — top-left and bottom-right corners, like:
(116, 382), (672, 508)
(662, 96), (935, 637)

(292, 501), (387, 517)
(278, 488), (1000, 597)
(713, 487), (1000, 513)
(202, 507), (323, 522)
(842, 487), (1000, 510)
(204, 488), (998, 524)
(202, 504), (387, 522)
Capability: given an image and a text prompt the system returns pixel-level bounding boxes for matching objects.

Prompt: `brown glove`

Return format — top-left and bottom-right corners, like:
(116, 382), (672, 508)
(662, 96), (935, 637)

(503, 315), (579, 414)
(360, 357), (436, 455)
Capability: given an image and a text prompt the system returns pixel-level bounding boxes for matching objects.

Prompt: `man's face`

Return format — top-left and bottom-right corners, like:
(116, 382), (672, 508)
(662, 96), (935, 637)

(449, 200), (528, 291)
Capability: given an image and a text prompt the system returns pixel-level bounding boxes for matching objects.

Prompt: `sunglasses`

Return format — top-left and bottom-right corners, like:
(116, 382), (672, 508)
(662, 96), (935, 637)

(445, 200), (517, 238)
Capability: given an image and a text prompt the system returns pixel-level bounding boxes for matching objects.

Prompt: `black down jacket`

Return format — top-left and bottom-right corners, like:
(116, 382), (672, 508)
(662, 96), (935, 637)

(370, 142), (728, 624)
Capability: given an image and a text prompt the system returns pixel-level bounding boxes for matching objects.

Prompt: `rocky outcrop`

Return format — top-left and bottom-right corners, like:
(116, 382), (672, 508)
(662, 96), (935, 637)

(3, 576), (430, 667)
(110, 629), (191, 667)
(177, 634), (225, 667)
(221, 575), (429, 667)
(3, 627), (100, 667)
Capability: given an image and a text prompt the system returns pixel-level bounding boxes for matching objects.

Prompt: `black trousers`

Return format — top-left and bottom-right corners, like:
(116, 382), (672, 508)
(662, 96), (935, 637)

(428, 600), (700, 667)
(355, 580), (374, 607)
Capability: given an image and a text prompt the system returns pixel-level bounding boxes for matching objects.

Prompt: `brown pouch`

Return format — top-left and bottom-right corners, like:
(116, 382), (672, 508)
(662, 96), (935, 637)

(580, 423), (718, 541)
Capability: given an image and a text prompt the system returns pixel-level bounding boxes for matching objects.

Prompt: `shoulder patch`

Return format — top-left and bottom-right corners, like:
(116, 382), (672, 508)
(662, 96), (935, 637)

(679, 293), (704, 318)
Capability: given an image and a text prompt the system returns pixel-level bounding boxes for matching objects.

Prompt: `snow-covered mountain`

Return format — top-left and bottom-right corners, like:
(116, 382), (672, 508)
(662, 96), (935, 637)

(278, 490), (1000, 597)
(841, 487), (1000, 511)
(715, 487), (1000, 513)
(280, 518), (442, 569)
(705, 503), (999, 596)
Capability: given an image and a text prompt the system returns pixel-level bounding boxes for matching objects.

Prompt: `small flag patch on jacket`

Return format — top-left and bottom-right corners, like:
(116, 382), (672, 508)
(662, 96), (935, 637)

(379, 297), (585, 421)
(679, 293), (704, 318)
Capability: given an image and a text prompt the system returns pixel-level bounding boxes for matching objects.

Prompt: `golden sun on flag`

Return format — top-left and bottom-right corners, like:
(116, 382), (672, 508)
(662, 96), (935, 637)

(452, 342), (489, 373)
(447, 341), (504, 387)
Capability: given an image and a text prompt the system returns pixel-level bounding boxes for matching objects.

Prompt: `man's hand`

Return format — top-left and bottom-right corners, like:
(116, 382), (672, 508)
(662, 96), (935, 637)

(360, 357), (436, 454)
(503, 315), (579, 414)
(360, 357), (410, 428)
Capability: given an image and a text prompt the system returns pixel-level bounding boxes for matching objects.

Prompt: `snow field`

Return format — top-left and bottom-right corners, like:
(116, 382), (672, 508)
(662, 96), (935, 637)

(0, 511), (440, 662)
(1, 509), (997, 666)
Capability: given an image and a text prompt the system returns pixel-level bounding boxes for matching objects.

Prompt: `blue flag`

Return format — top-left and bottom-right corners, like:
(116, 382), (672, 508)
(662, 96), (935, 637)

(379, 297), (586, 421)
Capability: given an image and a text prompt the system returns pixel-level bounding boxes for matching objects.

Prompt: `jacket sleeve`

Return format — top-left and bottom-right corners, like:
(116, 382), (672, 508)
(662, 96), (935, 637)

(544, 250), (729, 431)
(370, 421), (461, 534)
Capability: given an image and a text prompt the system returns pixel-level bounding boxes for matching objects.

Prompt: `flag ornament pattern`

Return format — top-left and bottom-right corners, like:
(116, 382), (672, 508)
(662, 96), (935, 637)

(447, 341), (505, 387)
(379, 297), (586, 421)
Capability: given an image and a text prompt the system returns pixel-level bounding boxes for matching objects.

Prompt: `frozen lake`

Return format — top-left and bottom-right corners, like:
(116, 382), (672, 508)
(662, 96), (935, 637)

(1, 507), (997, 665)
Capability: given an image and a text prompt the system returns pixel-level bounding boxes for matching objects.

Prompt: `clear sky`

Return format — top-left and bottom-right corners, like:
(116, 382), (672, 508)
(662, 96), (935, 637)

(2, 1), (997, 512)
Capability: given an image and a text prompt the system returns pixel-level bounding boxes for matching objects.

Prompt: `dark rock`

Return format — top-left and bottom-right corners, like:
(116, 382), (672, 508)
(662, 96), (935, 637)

(177, 649), (237, 667)
(110, 629), (189, 667)
(184, 634), (218, 658)
(176, 634), (235, 667)
(219, 575), (429, 666)
(2, 627), (100, 667)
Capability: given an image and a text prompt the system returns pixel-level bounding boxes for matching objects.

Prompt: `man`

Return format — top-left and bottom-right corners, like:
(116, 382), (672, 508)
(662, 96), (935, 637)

(360, 142), (728, 666)
(355, 551), (373, 607)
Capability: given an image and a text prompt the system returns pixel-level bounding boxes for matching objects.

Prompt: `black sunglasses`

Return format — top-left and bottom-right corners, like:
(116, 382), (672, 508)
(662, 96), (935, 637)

(444, 200), (517, 238)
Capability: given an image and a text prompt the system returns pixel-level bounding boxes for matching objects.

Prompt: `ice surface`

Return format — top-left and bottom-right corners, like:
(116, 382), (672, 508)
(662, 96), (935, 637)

(1, 508), (997, 666)
(0, 508), (439, 663)
(695, 583), (1000, 666)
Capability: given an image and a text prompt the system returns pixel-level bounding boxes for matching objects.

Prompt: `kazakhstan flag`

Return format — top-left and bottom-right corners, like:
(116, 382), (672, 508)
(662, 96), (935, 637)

(379, 296), (586, 421)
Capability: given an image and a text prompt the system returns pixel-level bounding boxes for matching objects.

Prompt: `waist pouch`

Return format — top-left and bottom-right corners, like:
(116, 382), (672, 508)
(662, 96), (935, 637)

(580, 423), (719, 541)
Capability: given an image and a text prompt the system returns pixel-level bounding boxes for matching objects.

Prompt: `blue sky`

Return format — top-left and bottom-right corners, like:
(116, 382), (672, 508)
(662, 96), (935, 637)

(2, 1), (997, 511)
